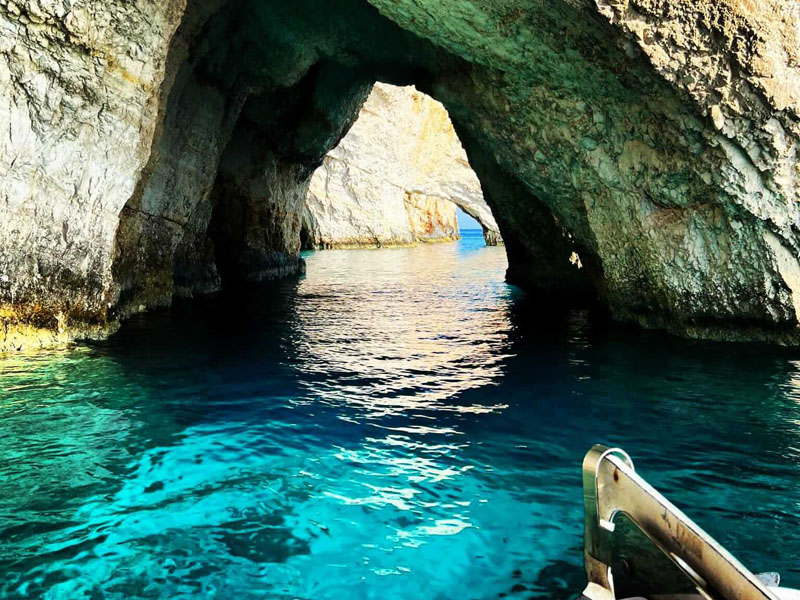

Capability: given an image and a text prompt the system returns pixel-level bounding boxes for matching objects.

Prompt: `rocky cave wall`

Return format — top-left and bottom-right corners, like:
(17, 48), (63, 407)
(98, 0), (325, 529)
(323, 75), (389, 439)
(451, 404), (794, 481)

(303, 82), (501, 249)
(1, 0), (800, 351)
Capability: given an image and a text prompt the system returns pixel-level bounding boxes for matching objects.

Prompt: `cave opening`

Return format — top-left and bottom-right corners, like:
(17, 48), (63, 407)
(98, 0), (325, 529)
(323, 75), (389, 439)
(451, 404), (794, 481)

(457, 209), (482, 233)
(109, 0), (620, 328)
(4, 0), (798, 349)
(299, 82), (504, 252)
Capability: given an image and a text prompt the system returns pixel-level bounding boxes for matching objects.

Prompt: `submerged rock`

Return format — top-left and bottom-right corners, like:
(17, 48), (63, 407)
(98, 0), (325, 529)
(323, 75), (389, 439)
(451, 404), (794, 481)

(1, 0), (799, 350)
(303, 83), (500, 249)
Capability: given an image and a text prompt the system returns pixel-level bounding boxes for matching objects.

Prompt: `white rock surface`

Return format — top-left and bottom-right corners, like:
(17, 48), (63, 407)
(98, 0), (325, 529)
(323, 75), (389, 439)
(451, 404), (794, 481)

(0, 0), (185, 349)
(303, 83), (501, 248)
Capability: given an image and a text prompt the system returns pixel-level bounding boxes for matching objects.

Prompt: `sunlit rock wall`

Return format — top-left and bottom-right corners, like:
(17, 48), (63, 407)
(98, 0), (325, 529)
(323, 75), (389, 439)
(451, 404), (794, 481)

(303, 83), (498, 249)
(0, 0), (187, 349)
(304, 179), (460, 248)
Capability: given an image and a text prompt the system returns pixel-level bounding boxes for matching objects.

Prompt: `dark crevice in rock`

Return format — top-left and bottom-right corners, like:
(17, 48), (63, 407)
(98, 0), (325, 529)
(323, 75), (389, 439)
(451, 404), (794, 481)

(455, 123), (602, 305)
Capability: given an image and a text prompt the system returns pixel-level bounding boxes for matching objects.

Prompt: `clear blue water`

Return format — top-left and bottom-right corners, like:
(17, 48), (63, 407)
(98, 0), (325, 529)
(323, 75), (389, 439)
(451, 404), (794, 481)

(1, 230), (798, 599)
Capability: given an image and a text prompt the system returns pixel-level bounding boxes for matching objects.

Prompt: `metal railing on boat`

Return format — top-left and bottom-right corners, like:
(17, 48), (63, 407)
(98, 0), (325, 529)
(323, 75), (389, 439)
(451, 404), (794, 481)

(580, 444), (797, 600)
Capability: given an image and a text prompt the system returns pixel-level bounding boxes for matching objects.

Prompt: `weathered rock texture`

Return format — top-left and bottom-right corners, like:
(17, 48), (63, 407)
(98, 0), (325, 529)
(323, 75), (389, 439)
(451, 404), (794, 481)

(304, 185), (460, 249)
(1, 0), (800, 350)
(303, 82), (500, 248)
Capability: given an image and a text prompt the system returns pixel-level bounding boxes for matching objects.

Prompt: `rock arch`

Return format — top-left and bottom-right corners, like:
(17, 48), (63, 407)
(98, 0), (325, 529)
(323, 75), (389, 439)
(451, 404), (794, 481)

(302, 82), (503, 249)
(1, 0), (799, 350)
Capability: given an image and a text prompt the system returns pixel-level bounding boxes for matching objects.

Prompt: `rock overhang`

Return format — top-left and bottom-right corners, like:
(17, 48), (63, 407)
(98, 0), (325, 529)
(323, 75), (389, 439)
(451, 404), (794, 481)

(1, 0), (799, 350)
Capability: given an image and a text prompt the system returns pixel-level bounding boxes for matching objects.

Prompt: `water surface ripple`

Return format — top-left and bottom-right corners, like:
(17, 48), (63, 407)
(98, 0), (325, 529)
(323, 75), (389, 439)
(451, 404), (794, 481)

(1, 231), (798, 599)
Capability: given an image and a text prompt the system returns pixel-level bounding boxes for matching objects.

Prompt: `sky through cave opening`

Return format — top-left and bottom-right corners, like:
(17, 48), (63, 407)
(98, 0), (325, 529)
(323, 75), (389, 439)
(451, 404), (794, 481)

(457, 209), (481, 231)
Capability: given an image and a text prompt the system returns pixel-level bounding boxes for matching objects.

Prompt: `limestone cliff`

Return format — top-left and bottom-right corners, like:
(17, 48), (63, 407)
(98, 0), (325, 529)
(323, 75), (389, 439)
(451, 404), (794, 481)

(304, 184), (460, 249)
(303, 83), (499, 249)
(1, 0), (800, 350)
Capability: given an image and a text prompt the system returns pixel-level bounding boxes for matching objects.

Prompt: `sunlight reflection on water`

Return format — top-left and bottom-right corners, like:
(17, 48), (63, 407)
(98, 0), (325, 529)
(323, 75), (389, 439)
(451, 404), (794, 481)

(290, 239), (515, 414)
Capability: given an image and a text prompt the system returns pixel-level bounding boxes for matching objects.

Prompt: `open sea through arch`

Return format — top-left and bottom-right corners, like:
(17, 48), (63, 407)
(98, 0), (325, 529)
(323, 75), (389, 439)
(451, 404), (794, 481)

(1, 229), (798, 599)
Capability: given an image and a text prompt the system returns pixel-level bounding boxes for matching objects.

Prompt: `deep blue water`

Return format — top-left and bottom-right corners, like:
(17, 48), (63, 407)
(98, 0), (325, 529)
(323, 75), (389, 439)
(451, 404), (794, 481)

(0, 230), (798, 599)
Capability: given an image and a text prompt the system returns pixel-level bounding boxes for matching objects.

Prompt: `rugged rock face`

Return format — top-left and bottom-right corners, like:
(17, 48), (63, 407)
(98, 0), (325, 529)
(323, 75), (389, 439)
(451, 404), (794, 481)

(1, 0), (800, 350)
(304, 185), (460, 249)
(0, 0), (187, 348)
(303, 82), (500, 248)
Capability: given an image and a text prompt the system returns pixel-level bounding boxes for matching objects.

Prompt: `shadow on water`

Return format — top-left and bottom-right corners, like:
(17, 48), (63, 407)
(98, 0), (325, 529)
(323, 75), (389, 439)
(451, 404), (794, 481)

(0, 234), (798, 599)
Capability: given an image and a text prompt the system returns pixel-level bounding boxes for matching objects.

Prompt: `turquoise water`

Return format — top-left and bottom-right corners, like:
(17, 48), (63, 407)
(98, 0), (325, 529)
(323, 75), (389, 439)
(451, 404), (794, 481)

(1, 230), (798, 599)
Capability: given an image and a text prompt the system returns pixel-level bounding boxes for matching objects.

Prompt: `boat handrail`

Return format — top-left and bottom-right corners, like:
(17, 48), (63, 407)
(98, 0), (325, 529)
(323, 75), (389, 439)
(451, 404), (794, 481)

(581, 444), (780, 600)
